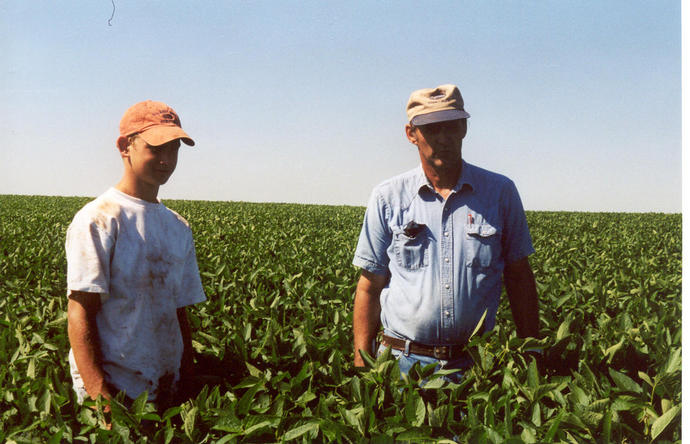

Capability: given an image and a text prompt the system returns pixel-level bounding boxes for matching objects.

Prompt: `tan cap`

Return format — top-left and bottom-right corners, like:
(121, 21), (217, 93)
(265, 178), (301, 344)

(406, 84), (470, 126)
(119, 100), (195, 146)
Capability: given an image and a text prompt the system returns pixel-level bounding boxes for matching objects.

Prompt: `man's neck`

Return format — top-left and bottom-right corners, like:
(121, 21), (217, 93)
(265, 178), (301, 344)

(115, 176), (159, 203)
(422, 162), (462, 199)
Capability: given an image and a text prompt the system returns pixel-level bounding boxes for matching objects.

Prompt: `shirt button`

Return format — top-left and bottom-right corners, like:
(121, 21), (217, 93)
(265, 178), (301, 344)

(444, 310), (450, 317)
(444, 232), (449, 237)
(444, 257), (450, 262)
(445, 284), (450, 289)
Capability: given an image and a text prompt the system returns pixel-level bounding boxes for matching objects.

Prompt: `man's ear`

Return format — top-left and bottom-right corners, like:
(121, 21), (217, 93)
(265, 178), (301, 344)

(116, 136), (130, 157)
(405, 124), (418, 145)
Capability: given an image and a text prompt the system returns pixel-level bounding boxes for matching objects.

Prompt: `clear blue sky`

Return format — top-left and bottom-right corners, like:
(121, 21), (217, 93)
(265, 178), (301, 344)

(0, 1), (682, 212)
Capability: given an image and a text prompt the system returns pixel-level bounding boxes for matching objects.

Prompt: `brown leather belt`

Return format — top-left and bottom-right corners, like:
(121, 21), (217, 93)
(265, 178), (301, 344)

(381, 335), (469, 360)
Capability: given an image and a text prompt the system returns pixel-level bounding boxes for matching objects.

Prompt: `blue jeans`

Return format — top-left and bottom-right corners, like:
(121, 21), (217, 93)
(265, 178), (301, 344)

(377, 344), (472, 384)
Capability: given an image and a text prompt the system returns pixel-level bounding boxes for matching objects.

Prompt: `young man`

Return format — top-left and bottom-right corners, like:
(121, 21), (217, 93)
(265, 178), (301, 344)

(66, 100), (206, 409)
(352, 85), (539, 380)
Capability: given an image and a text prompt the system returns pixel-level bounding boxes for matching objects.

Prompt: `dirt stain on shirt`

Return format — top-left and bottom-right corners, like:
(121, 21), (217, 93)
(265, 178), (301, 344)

(93, 199), (121, 231)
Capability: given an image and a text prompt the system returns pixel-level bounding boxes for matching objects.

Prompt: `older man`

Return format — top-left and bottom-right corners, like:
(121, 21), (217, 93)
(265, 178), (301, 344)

(352, 84), (539, 379)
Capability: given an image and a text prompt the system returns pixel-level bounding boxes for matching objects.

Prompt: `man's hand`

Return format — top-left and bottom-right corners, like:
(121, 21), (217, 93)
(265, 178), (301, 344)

(503, 257), (540, 339)
(353, 270), (388, 367)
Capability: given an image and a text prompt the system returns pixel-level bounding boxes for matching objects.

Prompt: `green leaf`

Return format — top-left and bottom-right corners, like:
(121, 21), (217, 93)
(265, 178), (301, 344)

(26, 358), (36, 379)
(359, 348), (377, 368)
(469, 309), (488, 340)
(637, 371), (654, 388)
(112, 421), (132, 442)
(610, 395), (639, 412)
(429, 404), (448, 428)
(237, 384), (263, 416)
(504, 393), (513, 435)
(130, 391), (149, 418)
(602, 410), (612, 444)
(212, 413), (242, 433)
(422, 376), (447, 389)
(604, 338), (624, 363)
(650, 404), (680, 440)
(531, 403), (541, 427)
(527, 358), (539, 389)
(47, 426), (65, 444)
(283, 421), (320, 441)
(520, 425), (538, 443)
(556, 320), (571, 341)
(405, 391), (425, 427)
(662, 348), (681, 375)
(183, 406), (197, 440)
(608, 368), (642, 394)
(243, 419), (276, 436)
(295, 390), (317, 406)
(544, 411), (564, 442)
(141, 412), (161, 421)
(245, 362), (262, 377)
(162, 406), (182, 422)
(466, 399), (478, 427)
(484, 426), (503, 443)
(341, 406), (365, 435)
(78, 407), (98, 426)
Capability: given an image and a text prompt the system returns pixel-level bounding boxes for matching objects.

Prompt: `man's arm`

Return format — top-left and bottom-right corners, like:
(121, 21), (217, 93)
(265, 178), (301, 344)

(67, 291), (112, 404)
(503, 257), (540, 338)
(177, 307), (194, 381)
(353, 269), (388, 367)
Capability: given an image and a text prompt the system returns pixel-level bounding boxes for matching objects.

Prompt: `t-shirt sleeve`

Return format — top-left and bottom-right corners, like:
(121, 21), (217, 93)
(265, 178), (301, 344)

(177, 238), (206, 308)
(500, 180), (535, 265)
(352, 189), (392, 276)
(65, 211), (113, 295)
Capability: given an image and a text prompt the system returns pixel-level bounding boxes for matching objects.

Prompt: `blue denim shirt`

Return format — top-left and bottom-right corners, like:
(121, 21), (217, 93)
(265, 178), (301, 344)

(353, 161), (534, 346)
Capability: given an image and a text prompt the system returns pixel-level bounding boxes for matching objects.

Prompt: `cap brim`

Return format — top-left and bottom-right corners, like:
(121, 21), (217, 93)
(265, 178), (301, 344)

(410, 109), (470, 126)
(139, 126), (195, 146)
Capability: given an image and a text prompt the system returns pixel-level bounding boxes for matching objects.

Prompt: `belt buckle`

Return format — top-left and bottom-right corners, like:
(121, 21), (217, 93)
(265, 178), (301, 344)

(433, 346), (448, 359)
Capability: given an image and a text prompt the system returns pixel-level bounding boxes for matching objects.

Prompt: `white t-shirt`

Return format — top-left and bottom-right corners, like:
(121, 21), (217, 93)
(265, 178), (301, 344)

(66, 187), (206, 401)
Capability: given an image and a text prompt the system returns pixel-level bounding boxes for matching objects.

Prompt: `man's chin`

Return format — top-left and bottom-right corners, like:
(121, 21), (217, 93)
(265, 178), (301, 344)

(434, 159), (461, 170)
(153, 172), (173, 185)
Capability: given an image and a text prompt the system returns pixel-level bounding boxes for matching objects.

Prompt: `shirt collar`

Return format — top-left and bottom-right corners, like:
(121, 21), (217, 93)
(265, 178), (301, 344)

(415, 160), (476, 196)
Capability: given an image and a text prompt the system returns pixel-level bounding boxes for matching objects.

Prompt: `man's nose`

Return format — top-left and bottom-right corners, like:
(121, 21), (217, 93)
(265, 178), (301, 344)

(158, 149), (173, 164)
(435, 130), (452, 144)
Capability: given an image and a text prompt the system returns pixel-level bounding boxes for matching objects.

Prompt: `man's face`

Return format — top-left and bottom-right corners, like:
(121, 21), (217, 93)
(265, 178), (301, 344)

(407, 119), (467, 172)
(126, 136), (180, 186)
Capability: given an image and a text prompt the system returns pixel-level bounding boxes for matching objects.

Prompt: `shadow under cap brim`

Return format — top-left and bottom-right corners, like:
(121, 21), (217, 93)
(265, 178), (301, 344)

(410, 109), (470, 126)
(139, 126), (195, 147)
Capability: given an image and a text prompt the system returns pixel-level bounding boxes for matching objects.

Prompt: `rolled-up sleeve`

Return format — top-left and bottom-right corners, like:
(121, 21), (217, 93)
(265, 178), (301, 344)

(500, 180), (535, 265)
(353, 189), (392, 276)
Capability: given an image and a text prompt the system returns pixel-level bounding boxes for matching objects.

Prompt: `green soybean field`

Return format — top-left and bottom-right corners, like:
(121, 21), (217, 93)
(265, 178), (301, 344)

(0, 195), (681, 443)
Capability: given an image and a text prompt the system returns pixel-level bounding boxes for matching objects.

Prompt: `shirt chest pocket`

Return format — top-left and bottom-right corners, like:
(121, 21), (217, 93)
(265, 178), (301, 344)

(392, 226), (430, 270)
(464, 223), (501, 268)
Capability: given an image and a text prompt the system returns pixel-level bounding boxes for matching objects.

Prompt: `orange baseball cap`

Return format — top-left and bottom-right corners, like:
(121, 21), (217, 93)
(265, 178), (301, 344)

(119, 100), (195, 146)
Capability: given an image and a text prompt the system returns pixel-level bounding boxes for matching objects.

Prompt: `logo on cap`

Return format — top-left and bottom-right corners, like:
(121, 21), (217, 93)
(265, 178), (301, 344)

(154, 110), (179, 125)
